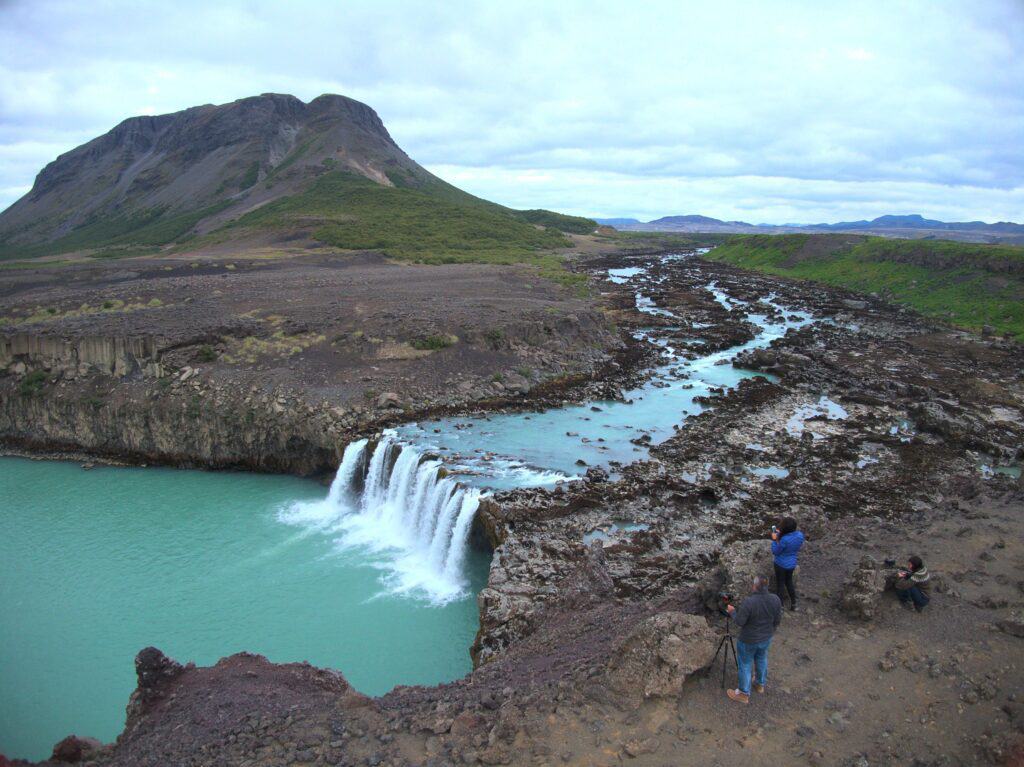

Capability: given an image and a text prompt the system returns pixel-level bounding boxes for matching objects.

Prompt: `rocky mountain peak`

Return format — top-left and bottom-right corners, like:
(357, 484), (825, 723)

(0, 93), (419, 252)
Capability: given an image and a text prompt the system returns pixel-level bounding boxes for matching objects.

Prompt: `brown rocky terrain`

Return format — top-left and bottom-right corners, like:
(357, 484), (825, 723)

(0, 250), (626, 474)
(3, 247), (1024, 766)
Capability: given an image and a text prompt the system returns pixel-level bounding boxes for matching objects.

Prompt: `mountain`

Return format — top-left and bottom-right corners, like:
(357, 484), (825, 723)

(593, 217), (641, 227)
(811, 214), (1024, 235)
(601, 212), (1024, 243)
(0, 93), (595, 260)
(647, 214), (727, 226)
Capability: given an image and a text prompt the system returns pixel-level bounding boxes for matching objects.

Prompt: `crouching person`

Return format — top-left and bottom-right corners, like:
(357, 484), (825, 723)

(895, 555), (931, 612)
(725, 575), (782, 704)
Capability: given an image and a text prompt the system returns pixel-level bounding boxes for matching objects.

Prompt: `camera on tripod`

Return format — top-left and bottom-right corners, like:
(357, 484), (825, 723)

(712, 591), (738, 687)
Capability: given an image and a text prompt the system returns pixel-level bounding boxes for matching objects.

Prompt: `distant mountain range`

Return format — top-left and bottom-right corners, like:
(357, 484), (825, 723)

(594, 213), (1024, 244)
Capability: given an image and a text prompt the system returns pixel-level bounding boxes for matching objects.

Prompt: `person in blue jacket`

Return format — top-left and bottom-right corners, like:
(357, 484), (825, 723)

(771, 516), (804, 610)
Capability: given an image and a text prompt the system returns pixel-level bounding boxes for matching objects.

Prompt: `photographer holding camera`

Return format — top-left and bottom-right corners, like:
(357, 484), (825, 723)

(771, 516), (804, 611)
(725, 575), (782, 704)
(895, 555), (931, 612)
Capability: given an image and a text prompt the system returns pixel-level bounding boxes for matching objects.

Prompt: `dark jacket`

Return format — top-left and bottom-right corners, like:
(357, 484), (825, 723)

(771, 530), (805, 570)
(733, 589), (783, 644)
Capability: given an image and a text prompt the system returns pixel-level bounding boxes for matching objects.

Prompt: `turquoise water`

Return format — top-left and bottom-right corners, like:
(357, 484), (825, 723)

(0, 457), (489, 761)
(398, 312), (811, 489)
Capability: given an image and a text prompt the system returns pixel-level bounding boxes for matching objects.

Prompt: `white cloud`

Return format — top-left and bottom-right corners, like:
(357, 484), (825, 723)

(0, 0), (1021, 223)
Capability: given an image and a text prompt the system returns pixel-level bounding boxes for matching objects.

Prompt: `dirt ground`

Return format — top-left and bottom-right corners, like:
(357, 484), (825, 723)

(533, 492), (1024, 766)
(0, 250), (614, 408)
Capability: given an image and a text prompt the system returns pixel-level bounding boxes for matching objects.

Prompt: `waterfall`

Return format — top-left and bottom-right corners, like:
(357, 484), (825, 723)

(279, 433), (481, 603)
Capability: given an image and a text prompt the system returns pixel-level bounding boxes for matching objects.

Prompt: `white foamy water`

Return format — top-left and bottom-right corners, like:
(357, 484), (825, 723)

(279, 435), (481, 604)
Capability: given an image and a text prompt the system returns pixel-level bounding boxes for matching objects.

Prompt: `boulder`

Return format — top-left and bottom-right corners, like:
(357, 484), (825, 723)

(605, 611), (717, 702)
(996, 611), (1024, 638)
(703, 538), (773, 608)
(51, 735), (103, 763)
(787, 505), (827, 539)
(839, 555), (884, 620)
(911, 401), (991, 450)
(376, 392), (401, 409)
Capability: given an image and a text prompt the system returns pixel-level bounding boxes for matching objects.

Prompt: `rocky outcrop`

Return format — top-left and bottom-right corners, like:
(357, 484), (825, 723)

(50, 736), (104, 764)
(2, 333), (162, 379)
(0, 379), (344, 476)
(702, 539), (774, 608)
(604, 611), (716, 703)
(839, 555), (884, 621)
(125, 647), (190, 725)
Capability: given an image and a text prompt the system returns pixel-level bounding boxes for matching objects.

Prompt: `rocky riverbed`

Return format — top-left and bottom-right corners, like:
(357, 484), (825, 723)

(4, 247), (1024, 766)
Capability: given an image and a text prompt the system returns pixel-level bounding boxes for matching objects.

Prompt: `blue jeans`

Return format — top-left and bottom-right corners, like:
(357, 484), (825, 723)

(736, 639), (771, 695)
(897, 585), (930, 609)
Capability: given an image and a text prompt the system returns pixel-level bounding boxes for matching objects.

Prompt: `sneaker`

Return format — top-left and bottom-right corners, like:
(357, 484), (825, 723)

(914, 604), (925, 613)
(727, 689), (750, 704)
(754, 684), (765, 693)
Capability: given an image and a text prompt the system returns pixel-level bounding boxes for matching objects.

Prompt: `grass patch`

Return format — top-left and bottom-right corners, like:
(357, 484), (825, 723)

(221, 331), (326, 364)
(196, 345), (218, 362)
(410, 334), (457, 351)
(706, 234), (1024, 339)
(2, 297), (166, 326)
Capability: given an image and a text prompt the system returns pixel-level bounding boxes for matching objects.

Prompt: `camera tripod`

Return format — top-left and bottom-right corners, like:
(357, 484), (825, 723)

(712, 614), (738, 689)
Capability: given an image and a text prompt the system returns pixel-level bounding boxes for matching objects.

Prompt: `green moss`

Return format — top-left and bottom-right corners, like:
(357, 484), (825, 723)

(706, 235), (1024, 339)
(18, 370), (48, 396)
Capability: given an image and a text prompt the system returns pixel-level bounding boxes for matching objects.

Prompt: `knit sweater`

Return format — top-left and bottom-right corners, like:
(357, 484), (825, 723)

(896, 566), (931, 594)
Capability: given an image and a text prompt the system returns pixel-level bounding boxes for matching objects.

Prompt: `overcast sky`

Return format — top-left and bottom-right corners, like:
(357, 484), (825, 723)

(1, 0), (1022, 223)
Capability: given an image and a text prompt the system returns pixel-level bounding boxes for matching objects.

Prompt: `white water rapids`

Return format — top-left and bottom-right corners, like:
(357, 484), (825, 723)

(279, 433), (481, 604)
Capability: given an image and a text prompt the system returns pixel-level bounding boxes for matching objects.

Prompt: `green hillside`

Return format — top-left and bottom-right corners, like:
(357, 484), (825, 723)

(228, 171), (565, 259)
(706, 234), (1024, 339)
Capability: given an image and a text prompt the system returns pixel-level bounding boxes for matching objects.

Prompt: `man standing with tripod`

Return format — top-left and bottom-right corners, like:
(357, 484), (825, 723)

(725, 575), (783, 704)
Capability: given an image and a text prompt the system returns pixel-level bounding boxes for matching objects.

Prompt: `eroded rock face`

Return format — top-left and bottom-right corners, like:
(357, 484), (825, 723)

(1, 333), (161, 379)
(0, 383), (343, 476)
(605, 612), (717, 702)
